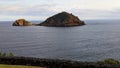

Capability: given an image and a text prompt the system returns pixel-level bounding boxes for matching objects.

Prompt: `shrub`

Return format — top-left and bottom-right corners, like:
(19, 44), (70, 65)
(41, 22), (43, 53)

(2, 53), (6, 57)
(0, 52), (2, 56)
(102, 58), (120, 65)
(9, 52), (14, 57)
(0, 52), (14, 57)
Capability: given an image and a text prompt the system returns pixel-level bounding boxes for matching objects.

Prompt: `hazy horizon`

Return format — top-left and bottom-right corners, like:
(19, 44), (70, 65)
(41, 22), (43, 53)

(0, 0), (120, 21)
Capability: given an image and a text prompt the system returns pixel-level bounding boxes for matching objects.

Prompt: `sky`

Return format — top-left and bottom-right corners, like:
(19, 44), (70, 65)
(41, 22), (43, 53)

(0, 0), (120, 21)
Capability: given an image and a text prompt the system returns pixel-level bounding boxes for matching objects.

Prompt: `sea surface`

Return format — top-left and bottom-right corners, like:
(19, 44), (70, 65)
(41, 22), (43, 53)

(0, 20), (120, 61)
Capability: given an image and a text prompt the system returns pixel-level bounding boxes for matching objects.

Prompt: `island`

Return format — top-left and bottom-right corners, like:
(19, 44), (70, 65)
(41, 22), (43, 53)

(12, 12), (85, 27)
(12, 19), (33, 26)
(40, 12), (85, 27)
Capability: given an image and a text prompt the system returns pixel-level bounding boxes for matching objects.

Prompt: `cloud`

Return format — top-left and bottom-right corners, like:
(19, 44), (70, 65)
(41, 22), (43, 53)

(0, 2), (120, 21)
(0, 4), (57, 16)
(0, 4), (59, 20)
(0, 0), (19, 3)
(69, 8), (120, 19)
(0, 0), (18, 1)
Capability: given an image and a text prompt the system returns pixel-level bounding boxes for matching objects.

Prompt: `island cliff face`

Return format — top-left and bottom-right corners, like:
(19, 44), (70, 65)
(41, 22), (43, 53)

(12, 19), (33, 26)
(40, 12), (85, 27)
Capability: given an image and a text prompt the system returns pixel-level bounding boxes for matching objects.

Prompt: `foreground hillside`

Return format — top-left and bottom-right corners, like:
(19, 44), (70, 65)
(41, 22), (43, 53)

(1, 57), (120, 68)
(0, 64), (43, 68)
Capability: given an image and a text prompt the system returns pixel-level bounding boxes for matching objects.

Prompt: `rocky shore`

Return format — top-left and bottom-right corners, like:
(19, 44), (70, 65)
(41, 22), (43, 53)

(0, 57), (120, 68)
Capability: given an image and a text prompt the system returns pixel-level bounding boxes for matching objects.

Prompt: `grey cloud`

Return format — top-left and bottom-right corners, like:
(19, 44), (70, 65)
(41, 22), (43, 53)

(0, 4), (120, 20)
(69, 8), (120, 19)
(0, 4), (57, 17)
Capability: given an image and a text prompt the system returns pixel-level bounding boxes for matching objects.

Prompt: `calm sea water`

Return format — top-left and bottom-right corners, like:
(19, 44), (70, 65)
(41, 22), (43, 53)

(0, 20), (120, 61)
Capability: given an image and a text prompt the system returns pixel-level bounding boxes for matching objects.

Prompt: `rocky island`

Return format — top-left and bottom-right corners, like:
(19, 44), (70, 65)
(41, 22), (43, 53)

(12, 19), (33, 26)
(40, 12), (85, 27)
(12, 12), (85, 27)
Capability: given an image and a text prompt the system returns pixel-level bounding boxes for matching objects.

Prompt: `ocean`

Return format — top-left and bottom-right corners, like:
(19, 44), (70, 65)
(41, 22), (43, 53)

(0, 20), (120, 61)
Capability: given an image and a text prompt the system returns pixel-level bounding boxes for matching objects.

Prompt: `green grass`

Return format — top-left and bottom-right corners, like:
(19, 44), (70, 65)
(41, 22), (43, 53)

(0, 64), (44, 68)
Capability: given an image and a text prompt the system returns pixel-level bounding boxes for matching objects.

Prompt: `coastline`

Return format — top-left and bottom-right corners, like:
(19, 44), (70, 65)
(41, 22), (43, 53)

(0, 56), (120, 68)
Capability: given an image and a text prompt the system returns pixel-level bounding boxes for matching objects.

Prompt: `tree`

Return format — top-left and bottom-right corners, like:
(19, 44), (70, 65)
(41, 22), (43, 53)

(0, 52), (2, 56)
(9, 52), (14, 57)
(2, 53), (6, 57)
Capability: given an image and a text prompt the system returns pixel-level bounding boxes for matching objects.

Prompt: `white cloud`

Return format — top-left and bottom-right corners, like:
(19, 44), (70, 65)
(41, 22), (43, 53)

(0, 0), (120, 20)
(0, 4), (58, 20)
(0, 4), (56, 16)
(69, 8), (120, 19)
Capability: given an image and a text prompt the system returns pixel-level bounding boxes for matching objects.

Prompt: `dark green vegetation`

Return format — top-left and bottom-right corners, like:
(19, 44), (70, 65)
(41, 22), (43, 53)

(0, 52), (14, 57)
(98, 58), (120, 65)
(0, 57), (120, 68)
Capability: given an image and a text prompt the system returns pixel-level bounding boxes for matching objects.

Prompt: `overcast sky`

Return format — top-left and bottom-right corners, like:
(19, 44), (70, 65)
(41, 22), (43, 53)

(0, 0), (120, 21)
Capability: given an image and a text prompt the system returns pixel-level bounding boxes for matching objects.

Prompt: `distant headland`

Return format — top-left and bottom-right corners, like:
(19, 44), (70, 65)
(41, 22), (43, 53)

(12, 12), (85, 27)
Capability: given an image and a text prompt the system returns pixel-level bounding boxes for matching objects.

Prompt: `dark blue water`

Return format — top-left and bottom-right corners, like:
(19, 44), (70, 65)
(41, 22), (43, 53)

(0, 20), (120, 61)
